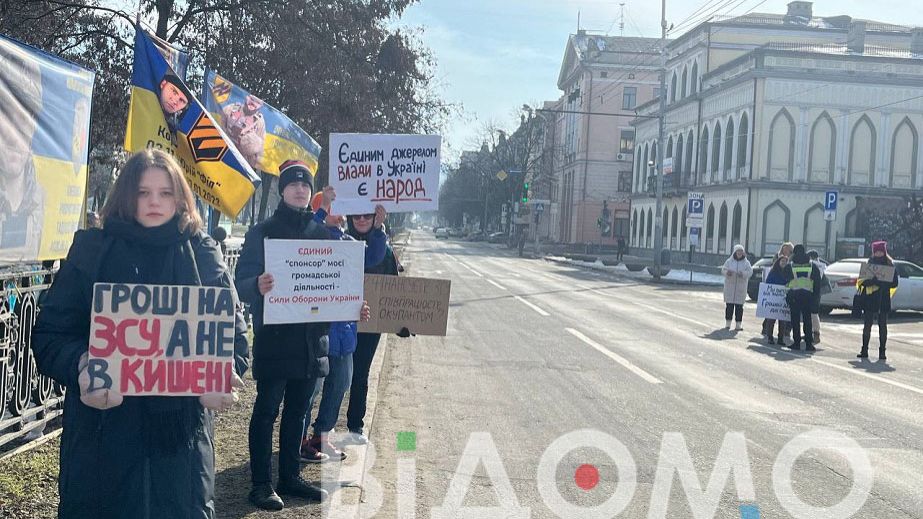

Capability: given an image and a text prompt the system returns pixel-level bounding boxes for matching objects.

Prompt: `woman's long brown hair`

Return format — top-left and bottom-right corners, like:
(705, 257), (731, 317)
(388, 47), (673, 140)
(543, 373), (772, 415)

(100, 149), (203, 233)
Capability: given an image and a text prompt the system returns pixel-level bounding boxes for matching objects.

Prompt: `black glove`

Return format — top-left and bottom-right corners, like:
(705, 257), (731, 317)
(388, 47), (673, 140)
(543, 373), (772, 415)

(397, 327), (415, 338)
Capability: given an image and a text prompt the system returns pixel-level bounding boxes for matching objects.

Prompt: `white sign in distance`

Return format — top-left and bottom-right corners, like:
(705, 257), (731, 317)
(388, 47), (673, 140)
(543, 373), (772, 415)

(755, 282), (791, 321)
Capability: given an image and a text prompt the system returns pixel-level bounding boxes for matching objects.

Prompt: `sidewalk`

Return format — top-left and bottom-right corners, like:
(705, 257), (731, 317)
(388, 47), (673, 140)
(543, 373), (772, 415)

(546, 255), (726, 287)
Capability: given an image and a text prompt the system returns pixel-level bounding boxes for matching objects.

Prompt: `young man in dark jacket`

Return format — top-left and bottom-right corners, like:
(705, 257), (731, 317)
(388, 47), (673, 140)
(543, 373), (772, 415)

(235, 160), (334, 510)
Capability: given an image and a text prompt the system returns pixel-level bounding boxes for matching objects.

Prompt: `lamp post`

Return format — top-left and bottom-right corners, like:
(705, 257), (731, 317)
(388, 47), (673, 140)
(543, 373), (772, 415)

(652, 0), (668, 280)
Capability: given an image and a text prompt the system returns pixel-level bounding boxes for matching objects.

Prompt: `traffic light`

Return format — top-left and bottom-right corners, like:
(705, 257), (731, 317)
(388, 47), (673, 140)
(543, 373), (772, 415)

(522, 181), (530, 203)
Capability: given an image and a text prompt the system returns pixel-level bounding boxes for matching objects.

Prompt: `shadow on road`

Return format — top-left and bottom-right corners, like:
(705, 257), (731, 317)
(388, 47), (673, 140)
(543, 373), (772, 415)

(848, 359), (897, 373)
(702, 328), (738, 341)
(745, 342), (805, 362)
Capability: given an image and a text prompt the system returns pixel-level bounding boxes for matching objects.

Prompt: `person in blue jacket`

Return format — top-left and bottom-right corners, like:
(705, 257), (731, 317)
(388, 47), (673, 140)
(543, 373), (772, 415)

(299, 191), (387, 463)
(32, 149), (249, 519)
(761, 254), (791, 346)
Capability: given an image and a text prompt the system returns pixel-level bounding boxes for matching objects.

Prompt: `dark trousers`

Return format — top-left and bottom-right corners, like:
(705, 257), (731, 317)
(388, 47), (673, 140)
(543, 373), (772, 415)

(725, 303), (743, 322)
(249, 377), (316, 485)
(789, 297), (813, 347)
(862, 311), (889, 350)
(347, 332), (382, 433)
(762, 318), (790, 337)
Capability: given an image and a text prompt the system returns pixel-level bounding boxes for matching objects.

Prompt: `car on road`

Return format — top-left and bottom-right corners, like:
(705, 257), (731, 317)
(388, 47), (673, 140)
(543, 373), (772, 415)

(448, 228), (463, 237)
(747, 257), (774, 301)
(466, 231), (486, 241)
(821, 258), (923, 313)
(487, 232), (506, 243)
(434, 227), (448, 239)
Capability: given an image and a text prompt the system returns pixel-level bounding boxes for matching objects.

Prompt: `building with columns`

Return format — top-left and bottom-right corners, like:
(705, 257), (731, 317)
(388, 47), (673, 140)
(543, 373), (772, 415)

(540, 31), (661, 245)
(630, 2), (923, 263)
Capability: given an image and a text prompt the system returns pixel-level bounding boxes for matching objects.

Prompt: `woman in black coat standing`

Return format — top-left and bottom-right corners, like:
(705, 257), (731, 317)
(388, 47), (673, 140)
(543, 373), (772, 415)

(32, 149), (249, 519)
(857, 241), (899, 361)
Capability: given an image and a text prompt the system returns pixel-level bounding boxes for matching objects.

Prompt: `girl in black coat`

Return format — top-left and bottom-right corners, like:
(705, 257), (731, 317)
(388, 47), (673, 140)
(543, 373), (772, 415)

(32, 150), (249, 519)
(857, 241), (899, 360)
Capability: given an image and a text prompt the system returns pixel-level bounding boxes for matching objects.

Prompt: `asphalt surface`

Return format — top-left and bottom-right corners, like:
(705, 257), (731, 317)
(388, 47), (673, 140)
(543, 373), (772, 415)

(360, 230), (923, 519)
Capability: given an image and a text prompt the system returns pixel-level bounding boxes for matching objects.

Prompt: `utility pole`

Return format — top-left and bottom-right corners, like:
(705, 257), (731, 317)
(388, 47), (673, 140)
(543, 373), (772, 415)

(652, 0), (668, 280)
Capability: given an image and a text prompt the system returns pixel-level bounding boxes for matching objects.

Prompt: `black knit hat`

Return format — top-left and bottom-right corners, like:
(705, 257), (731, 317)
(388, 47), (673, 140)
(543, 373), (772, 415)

(278, 160), (314, 195)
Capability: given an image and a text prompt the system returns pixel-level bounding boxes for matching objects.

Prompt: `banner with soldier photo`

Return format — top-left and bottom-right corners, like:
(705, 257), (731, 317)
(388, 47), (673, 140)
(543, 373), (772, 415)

(0, 34), (95, 265)
(203, 70), (322, 176)
(124, 27), (261, 218)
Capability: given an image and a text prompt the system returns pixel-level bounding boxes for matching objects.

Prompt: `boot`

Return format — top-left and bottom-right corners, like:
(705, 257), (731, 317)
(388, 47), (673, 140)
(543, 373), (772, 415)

(805, 342), (816, 352)
(857, 347), (869, 359)
(879, 347), (887, 361)
(249, 483), (284, 511)
(277, 475), (328, 502)
(813, 331), (821, 344)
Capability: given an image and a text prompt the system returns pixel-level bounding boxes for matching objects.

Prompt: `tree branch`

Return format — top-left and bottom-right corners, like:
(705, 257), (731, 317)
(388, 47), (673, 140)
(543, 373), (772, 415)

(45, 1), (135, 27)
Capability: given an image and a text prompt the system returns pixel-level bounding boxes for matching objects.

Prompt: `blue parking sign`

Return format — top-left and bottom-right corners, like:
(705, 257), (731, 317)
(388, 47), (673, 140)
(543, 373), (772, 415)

(824, 191), (838, 211)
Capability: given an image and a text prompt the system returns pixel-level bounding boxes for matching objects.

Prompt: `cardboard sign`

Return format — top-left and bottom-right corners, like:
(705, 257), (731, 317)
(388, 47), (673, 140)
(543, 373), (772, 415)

(755, 283), (791, 321)
(859, 262), (895, 283)
(263, 239), (365, 324)
(87, 283), (236, 396)
(329, 133), (441, 214)
(359, 274), (451, 336)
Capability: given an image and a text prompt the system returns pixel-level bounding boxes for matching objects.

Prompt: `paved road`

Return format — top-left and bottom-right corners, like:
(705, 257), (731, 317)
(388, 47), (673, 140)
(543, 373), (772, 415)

(360, 230), (923, 518)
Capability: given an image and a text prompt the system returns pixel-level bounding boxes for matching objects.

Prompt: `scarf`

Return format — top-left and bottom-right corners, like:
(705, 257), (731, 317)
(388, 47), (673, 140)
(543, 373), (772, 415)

(101, 215), (202, 455)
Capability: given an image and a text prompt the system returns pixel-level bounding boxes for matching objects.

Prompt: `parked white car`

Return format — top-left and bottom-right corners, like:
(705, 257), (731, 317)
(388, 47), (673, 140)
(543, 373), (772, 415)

(434, 227), (449, 239)
(820, 258), (923, 313)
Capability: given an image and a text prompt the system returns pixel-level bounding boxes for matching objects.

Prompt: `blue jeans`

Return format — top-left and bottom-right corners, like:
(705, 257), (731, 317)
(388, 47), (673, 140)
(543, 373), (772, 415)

(304, 354), (354, 437)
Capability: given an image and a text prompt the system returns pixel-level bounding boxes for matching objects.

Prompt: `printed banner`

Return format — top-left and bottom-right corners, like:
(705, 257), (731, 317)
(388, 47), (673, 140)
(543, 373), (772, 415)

(859, 262), (896, 283)
(755, 283), (791, 321)
(329, 133), (441, 215)
(0, 35), (95, 265)
(124, 27), (261, 218)
(263, 239), (365, 324)
(148, 31), (190, 80)
(358, 274), (451, 336)
(87, 283), (236, 396)
(203, 70), (321, 175)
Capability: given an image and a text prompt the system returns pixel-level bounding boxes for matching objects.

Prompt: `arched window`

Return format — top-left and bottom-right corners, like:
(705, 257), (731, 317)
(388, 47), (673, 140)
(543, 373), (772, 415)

(732, 202), (742, 245)
(724, 117), (735, 180)
(737, 113), (749, 173)
(671, 207), (679, 249)
(691, 62), (698, 94)
(718, 202), (728, 253)
(711, 122), (722, 181)
(676, 135), (684, 184)
(890, 117), (917, 188)
(662, 207), (669, 239)
(641, 143), (649, 191)
(681, 66), (688, 99)
(634, 145), (643, 192)
(808, 112), (836, 184)
(686, 130), (695, 182)
(767, 109), (795, 181)
(698, 127), (709, 184)
(681, 207), (688, 249)
(639, 210), (645, 246)
(803, 203), (827, 257)
(761, 200), (791, 256)
(670, 71), (678, 103)
(632, 210), (638, 245)
(705, 204), (715, 251)
(646, 208), (653, 247)
(848, 115), (876, 186)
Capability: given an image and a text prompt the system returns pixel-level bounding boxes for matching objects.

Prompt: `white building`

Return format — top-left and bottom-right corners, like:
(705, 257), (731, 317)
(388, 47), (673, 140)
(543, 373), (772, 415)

(631, 2), (923, 263)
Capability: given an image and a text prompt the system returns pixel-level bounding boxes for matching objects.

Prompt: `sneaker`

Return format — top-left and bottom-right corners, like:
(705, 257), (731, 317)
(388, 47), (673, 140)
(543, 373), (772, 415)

(734, 322), (743, 331)
(311, 433), (347, 461)
(340, 430), (369, 446)
(249, 483), (284, 511)
(277, 475), (328, 502)
(299, 437), (330, 464)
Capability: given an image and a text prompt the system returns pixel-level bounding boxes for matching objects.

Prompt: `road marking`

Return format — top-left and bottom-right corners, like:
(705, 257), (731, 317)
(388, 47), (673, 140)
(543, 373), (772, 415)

(458, 262), (484, 277)
(565, 328), (663, 384)
(514, 296), (550, 316)
(486, 279), (507, 290)
(807, 357), (923, 396)
(444, 254), (460, 263)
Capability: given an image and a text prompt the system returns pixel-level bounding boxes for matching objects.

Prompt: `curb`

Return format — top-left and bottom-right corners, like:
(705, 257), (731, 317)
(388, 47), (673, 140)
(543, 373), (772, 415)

(544, 256), (722, 288)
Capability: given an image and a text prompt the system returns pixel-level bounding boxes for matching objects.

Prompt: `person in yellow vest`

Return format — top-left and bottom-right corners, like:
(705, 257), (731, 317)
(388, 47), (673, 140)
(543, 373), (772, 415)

(856, 241), (898, 361)
(783, 244), (822, 351)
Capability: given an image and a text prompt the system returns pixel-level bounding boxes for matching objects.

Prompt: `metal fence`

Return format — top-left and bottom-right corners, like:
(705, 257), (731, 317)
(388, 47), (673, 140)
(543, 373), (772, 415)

(0, 265), (64, 450)
(0, 244), (244, 452)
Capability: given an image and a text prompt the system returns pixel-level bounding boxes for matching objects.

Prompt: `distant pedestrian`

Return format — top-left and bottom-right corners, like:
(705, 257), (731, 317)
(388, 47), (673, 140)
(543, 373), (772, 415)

(761, 255), (791, 346)
(783, 244), (822, 351)
(807, 249), (826, 343)
(617, 236), (626, 261)
(856, 241), (898, 361)
(722, 244), (753, 330)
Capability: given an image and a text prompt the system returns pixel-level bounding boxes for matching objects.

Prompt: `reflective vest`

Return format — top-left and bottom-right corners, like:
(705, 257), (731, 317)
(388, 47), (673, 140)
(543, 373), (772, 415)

(787, 264), (814, 291)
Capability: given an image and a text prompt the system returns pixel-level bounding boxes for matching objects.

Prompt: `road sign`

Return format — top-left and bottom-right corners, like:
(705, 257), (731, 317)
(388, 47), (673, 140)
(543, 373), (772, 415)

(824, 190), (838, 221)
(496, 170), (508, 181)
(689, 226), (701, 247)
(687, 192), (704, 227)
(535, 203), (544, 213)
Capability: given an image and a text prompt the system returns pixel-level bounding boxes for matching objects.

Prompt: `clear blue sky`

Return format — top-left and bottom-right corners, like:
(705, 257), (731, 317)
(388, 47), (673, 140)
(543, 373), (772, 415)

(396, 0), (921, 164)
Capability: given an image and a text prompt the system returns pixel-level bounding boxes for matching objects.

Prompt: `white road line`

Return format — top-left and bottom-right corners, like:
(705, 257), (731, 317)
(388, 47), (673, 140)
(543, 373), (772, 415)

(807, 357), (923, 396)
(514, 296), (550, 316)
(566, 328), (663, 384)
(486, 279), (507, 290)
(444, 254), (460, 263)
(458, 262), (484, 277)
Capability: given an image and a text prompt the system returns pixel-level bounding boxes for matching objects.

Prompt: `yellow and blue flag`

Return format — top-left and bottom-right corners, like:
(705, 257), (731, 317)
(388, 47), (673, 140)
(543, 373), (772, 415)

(0, 34), (95, 265)
(124, 28), (260, 217)
(203, 70), (321, 175)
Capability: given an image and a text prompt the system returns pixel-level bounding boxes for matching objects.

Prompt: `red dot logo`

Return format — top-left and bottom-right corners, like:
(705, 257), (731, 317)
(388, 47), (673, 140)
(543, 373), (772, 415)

(574, 464), (600, 490)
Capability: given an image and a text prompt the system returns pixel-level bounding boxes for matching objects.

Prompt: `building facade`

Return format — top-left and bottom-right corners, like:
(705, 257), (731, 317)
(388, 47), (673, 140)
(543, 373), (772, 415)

(631, 2), (923, 264)
(543, 32), (661, 245)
